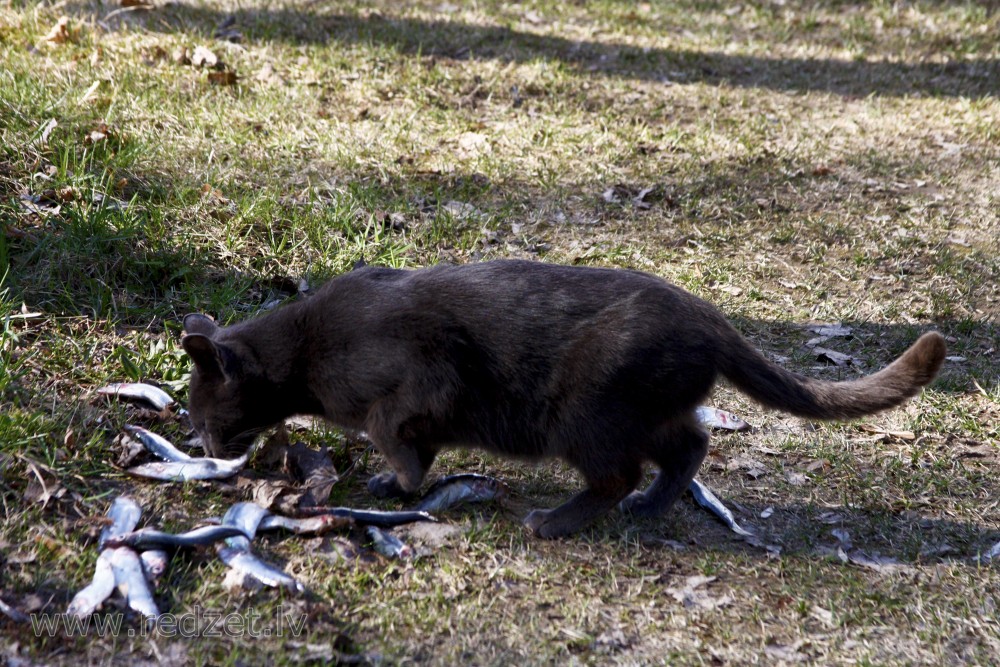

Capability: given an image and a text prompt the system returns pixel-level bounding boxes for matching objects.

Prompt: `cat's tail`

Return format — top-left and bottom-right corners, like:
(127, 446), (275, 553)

(716, 329), (946, 420)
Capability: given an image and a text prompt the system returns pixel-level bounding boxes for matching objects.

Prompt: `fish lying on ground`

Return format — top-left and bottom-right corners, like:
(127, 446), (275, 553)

(97, 383), (175, 411)
(127, 454), (248, 481)
(688, 479), (754, 537)
(297, 507), (437, 527)
(695, 406), (751, 431)
(140, 550), (170, 583)
(69, 496), (159, 618)
(257, 513), (351, 535)
(0, 597), (29, 623)
(415, 474), (507, 512)
(366, 526), (413, 559)
(124, 425), (193, 462)
(103, 525), (249, 550)
(108, 547), (159, 618)
(215, 503), (305, 593)
(98, 496), (143, 548)
(67, 551), (117, 618)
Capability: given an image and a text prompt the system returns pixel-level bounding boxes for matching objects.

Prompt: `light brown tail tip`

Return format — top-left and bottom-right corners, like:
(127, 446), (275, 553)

(903, 331), (947, 386)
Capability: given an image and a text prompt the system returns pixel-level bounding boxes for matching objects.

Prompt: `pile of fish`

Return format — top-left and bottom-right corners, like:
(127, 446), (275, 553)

(67, 497), (160, 619)
(69, 496), (450, 619)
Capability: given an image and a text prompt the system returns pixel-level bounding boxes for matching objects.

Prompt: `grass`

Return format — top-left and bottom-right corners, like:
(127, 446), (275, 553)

(1, 0), (999, 664)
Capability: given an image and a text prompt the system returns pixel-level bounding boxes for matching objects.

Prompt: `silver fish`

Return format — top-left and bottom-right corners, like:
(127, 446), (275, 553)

(108, 547), (159, 618)
(97, 382), (175, 411)
(98, 496), (143, 549)
(298, 507), (437, 528)
(67, 550), (116, 618)
(0, 597), (29, 623)
(220, 502), (270, 545)
(70, 497), (144, 617)
(695, 406), (751, 431)
(103, 525), (249, 550)
(124, 425), (193, 462)
(688, 478), (754, 537)
(415, 474), (507, 512)
(257, 513), (350, 535)
(127, 453), (248, 481)
(140, 549), (169, 583)
(215, 547), (305, 593)
(216, 503), (305, 593)
(366, 526), (413, 559)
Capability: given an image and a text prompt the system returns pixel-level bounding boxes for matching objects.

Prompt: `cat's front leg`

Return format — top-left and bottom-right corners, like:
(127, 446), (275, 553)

(367, 440), (439, 499)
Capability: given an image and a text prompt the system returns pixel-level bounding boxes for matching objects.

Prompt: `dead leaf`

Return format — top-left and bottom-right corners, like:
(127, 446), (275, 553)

(724, 456), (767, 479)
(456, 132), (490, 158)
(285, 442), (339, 507)
(807, 323), (853, 338)
(121, 0), (153, 7)
(172, 47), (191, 65)
(666, 575), (733, 610)
(813, 347), (856, 366)
(810, 605), (835, 627)
(397, 522), (461, 548)
(41, 16), (73, 45)
(22, 459), (64, 507)
(784, 470), (808, 486)
(843, 549), (912, 574)
(858, 424), (916, 441)
(764, 640), (808, 662)
(113, 432), (146, 467)
(190, 46), (219, 69)
(207, 71), (238, 86)
(38, 118), (58, 146)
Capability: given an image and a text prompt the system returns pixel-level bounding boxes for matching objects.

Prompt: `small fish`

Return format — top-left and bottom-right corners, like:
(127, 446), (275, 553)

(103, 525), (249, 550)
(97, 382), (175, 411)
(366, 526), (413, 559)
(124, 425), (193, 462)
(415, 474), (507, 512)
(688, 478), (754, 537)
(70, 497), (144, 617)
(127, 453), (248, 481)
(216, 546), (305, 593)
(297, 507), (437, 528)
(220, 502), (271, 544)
(68, 551), (117, 617)
(257, 513), (351, 535)
(695, 406), (751, 432)
(0, 597), (29, 624)
(140, 549), (170, 583)
(98, 496), (143, 549)
(216, 502), (304, 593)
(108, 547), (159, 618)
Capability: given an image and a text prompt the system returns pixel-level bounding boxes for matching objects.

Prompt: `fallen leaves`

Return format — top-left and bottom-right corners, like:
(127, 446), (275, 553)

(600, 183), (671, 210)
(666, 575), (733, 610)
(40, 16), (74, 46)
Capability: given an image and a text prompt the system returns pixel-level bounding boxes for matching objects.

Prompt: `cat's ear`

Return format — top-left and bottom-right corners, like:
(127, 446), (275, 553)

(183, 313), (219, 338)
(181, 333), (234, 380)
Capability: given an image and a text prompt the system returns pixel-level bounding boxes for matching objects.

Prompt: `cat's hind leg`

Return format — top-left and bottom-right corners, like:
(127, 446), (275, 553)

(524, 457), (641, 539)
(619, 416), (708, 518)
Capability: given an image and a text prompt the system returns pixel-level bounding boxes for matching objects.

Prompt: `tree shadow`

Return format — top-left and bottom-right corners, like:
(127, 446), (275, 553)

(78, 1), (1000, 99)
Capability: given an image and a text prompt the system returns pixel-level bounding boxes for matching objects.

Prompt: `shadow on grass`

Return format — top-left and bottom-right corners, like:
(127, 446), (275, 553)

(74, 2), (1000, 99)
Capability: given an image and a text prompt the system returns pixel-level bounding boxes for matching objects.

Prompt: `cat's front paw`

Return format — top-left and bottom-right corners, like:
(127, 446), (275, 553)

(367, 472), (405, 498)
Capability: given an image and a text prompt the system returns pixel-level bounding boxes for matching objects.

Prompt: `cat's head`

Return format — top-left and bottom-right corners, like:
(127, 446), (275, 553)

(181, 314), (275, 458)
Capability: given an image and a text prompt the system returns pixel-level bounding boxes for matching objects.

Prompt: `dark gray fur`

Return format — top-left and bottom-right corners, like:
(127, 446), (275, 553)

(181, 260), (946, 538)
